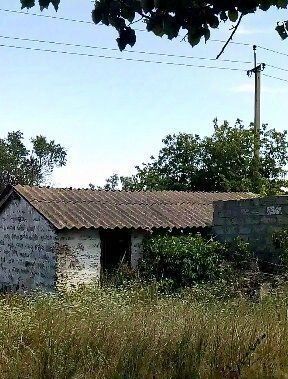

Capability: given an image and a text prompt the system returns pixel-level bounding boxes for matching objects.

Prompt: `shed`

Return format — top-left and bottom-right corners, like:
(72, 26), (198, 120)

(0, 185), (252, 291)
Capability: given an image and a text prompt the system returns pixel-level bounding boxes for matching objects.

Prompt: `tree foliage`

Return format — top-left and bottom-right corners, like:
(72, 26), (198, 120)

(0, 131), (67, 191)
(20, 0), (288, 50)
(20, 0), (60, 11)
(104, 120), (288, 194)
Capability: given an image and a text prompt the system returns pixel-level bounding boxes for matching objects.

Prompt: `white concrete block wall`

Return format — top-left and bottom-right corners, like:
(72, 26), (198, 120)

(0, 196), (57, 292)
(131, 231), (145, 269)
(56, 229), (101, 290)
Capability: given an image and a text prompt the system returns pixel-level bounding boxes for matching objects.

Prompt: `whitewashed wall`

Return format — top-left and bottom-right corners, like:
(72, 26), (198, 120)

(0, 196), (56, 292)
(0, 195), (148, 292)
(57, 230), (145, 288)
(131, 231), (145, 269)
(56, 229), (101, 290)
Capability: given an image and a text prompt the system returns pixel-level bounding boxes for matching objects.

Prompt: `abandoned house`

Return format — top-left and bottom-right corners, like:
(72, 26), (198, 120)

(0, 185), (252, 292)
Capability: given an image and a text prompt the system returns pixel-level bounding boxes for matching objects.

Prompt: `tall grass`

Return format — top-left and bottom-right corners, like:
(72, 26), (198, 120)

(0, 285), (287, 378)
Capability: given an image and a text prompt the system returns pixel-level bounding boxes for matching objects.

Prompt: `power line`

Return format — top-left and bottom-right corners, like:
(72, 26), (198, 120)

(258, 45), (288, 58)
(1, 36), (287, 81)
(0, 8), (251, 45)
(0, 7), (94, 25)
(0, 34), (253, 65)
(210, 38), (252, 47)
(0, 7), (147, 32)
(0, 8), (255, 49)
(266, 64), (288, 73)
(263, 73), (288, 83)
(2, 7), (288, 59)
(210, 40), (288, 60)
(0, 42), (247, 71)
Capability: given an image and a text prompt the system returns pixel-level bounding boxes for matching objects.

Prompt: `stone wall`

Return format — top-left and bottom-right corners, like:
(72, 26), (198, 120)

(56, 229), (101, 290)
(213, 196), (288, 256)
(0, 196), (56, 292)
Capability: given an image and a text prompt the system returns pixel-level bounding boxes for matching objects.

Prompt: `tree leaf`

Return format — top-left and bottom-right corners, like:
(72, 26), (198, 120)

(207, 14), (220, 28)
(228, 9), (239, 22)
(220, 11), (228, 21)
(121, 7), (135, 23)
(92, 9), (103, 24)
(35, 0), (60, 11)
(203, 28), (211, 42)
(140, 0), (154, 13)
(163, 16), (180, 39)
(117, 27), (136, 51)
(20, 0), (35, 8)
(276, 23), (288, 39)
(276, 0), (288, 8)
(51, 0), (60, 11)
(188, 31), (202, 47)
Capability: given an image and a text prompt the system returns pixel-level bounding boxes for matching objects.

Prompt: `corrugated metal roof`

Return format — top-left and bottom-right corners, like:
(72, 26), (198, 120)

(5, 185), (254, 231)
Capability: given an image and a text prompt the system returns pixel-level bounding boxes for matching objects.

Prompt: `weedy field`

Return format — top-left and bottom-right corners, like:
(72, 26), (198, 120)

(0, 285), (287, 379)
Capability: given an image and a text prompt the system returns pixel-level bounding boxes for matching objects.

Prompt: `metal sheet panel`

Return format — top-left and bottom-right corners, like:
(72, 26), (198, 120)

(12, 185), (254, 231)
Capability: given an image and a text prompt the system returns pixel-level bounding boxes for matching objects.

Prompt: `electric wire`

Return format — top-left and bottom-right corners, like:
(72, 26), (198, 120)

(1, 8), (288, 82)
(265, 63), (288, 73)
(257, 45), (288, 58)
(0, 42), (248, 71)
(0, 37), (287, 82)
(2, 7), (288, 60)
(0, 34), (253, 64)
(263, 73), (288, 83)
(0, 8), (285, 54)
(0, 7), (94, 25)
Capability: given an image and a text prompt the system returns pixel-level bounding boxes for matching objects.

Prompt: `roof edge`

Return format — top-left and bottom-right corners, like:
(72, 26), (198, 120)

(0, 185), (59, 231)
(14, 184), (254, 196)
(0, 185), (16, 211)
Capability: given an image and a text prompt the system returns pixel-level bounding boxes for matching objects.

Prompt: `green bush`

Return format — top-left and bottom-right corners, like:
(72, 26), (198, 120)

(139, 234), (256, 289)
(223, 237), (254, 270)
(140, 234), (224, 288)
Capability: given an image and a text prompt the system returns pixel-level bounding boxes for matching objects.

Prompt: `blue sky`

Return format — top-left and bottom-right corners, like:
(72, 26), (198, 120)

(1, 1), (288, 187)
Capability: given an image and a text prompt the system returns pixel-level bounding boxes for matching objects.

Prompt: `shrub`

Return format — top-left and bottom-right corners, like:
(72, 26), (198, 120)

(139, 234), (224, 288)
(223, 237), (255, 271)
(139, 234), (257, 290)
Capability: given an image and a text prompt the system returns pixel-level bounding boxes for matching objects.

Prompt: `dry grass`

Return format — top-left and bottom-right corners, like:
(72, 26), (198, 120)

(0, 285), (287, 379)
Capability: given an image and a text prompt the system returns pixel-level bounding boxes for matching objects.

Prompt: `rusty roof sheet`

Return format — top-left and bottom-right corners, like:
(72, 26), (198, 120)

(6, 185), (254, 231)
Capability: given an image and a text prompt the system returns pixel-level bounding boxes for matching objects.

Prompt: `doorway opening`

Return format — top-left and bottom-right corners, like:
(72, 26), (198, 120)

(100, 230), (131, 276)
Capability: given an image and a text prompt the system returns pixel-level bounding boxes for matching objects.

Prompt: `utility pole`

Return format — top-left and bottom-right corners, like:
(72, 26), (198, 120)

(247, 46), (265, 188)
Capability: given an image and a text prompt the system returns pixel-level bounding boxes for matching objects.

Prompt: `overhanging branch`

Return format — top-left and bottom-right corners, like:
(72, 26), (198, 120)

(216, 14), (244, 59)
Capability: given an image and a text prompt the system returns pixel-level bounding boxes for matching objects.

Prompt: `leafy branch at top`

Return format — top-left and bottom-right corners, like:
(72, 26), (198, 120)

(91, 0), (288, 51)
(20, 1), (288, 51)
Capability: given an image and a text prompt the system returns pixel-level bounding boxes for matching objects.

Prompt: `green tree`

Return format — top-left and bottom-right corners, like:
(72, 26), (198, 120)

(93, 173), (121, 190)
(20, 1), (288, 50)
(0, 131), (67, 190)
(110, 120), (288, 194)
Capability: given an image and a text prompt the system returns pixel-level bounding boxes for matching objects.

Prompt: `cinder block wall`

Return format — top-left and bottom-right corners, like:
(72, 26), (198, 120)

(213, 196), (288, 257)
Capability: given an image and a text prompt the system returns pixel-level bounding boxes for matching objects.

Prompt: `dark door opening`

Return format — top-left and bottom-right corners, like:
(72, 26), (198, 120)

(100, 230), (131, 275)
